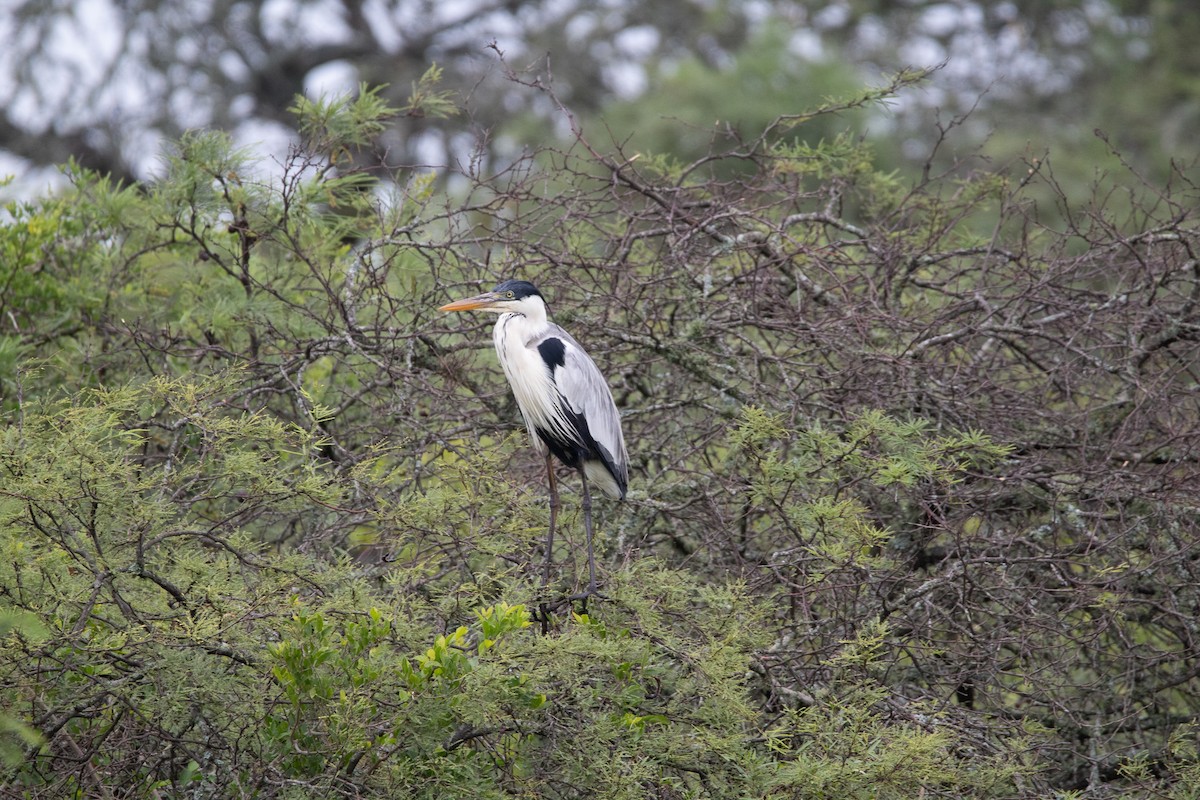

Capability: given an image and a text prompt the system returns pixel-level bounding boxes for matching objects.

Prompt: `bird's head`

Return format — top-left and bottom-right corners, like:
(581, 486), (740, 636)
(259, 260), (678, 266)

(439, 279), (546, 316)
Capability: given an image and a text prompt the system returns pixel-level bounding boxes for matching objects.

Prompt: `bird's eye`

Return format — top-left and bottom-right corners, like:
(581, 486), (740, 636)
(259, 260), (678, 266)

(505, 291), (515, 298)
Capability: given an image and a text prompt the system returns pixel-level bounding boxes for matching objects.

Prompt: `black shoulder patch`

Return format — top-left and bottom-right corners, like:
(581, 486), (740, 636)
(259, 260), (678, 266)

(537, 337), (567, 370)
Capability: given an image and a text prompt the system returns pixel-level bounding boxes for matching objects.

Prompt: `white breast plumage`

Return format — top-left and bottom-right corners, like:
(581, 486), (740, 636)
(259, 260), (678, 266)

(494, 313), (576, 450)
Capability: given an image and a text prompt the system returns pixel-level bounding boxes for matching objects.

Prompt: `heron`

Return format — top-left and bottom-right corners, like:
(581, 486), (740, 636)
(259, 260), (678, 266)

(440, 279), (628, 605)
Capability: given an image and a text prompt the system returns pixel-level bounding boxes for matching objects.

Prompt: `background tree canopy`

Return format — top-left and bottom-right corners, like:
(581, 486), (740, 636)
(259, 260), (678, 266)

(3, 3), (1200, 799)
(2, 0), (1198, 190)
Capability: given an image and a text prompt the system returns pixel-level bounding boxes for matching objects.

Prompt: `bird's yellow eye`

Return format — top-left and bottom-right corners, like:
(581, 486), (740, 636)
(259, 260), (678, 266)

(506, 291), (515, 298)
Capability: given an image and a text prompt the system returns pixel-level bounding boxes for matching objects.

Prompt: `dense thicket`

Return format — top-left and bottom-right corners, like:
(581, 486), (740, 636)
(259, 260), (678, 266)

(2, 78), (1199, 797)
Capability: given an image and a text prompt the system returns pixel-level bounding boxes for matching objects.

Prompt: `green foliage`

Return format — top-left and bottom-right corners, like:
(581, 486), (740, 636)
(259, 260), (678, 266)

(0, 611), (46, 768)
(729, 406), (1011, 560)
(767, 624), (1013, 799)
(290, 69), (456, 165)
(0, 365), (1020, 796)
(291, 82), (400, 160)
(587, 26), (869, 174)
(0, 372), (766, 796)
(400, 64), (459, 121)
(3, 71), (1200, 798)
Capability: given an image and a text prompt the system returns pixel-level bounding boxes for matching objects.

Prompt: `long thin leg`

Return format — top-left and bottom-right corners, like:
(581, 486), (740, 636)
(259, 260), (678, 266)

(568, 468), (600, 611)
(541, 451), (559, 589)
(538, 452), (559, 632)
(581, 469), (597, 596)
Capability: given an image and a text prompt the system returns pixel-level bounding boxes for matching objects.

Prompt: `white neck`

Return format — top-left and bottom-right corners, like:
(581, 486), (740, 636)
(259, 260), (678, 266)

(498, 294), (549, 336)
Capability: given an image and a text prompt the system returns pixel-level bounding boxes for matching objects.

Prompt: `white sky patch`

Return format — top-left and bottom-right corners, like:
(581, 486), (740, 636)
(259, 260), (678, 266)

(362, 0), (401, 52)
(614, 25), (658, 58)
(899, 36), (946, 68)
(261, 0), (354, 47)
(305, 60), (360, 99)
(103, 49), (164, 122)
(788, 29), (825, 61)
(1054, 10), (1091, 47)
(229, 93), (257, 119)
(65, 0), (124, 80)
(921, 3), (970, 38)
(565, 11), (598, 44)
(481, 15), (523, 56)
(0, 12), (14, 99)
(410, 129), (449, 168)
(603, 25), (657, 97)
(169, 82), (216, 130)
(993, 2), (1019, 24)
(604, 62), (646, 98)
(119, 126), (166, 183)
(234, 118), (296, 161)
(812, 2), (851, 30)
(219, 51), (251, 83)
(3, 0), (149, 134)
(854, 15), (890, 52)
(740, 0), (774, 26)
(0, 157), (70, 203)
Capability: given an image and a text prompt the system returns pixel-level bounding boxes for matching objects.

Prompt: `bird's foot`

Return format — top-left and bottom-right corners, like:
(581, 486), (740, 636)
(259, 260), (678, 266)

(566, 584), (609, 616)
(531, 585), (609, 625)
(532, 601), (552, 634)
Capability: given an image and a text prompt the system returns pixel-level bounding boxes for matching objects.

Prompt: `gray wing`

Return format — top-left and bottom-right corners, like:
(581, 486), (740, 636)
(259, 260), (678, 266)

(539, 324), (629, 496)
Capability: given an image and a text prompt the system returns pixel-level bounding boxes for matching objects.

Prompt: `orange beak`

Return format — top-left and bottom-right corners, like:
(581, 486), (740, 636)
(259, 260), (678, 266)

(439, 291), (503, 312)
